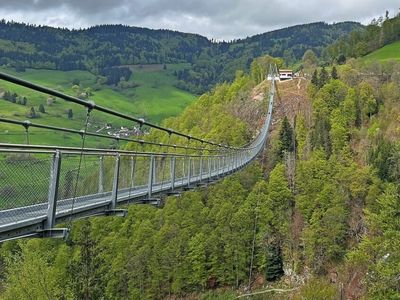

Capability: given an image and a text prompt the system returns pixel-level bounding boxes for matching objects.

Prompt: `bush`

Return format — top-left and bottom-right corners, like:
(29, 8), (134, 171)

(294, 278), (337, 300)
(38, 104), (45, 113)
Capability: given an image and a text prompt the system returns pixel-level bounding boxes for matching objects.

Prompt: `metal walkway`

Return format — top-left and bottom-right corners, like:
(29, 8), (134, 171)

(0, 67), (276, 242)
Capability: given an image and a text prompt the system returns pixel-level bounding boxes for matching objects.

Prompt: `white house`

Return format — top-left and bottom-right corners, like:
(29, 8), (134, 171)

(279, 69), (294, 81)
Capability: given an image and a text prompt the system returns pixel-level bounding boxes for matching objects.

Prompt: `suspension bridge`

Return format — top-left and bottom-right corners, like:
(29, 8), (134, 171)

(0, 66), (277, 242)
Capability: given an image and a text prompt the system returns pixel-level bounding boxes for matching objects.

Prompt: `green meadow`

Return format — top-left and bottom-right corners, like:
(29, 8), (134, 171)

(0, 64), (195, 147)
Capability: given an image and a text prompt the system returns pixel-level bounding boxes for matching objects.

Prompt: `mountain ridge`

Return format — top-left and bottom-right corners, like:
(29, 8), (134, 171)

(0, 20), (363, 93)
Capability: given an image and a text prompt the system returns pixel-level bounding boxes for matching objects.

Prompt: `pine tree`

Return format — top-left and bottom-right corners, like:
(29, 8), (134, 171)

(38, 103), (45, 113)
(311, 69), (319, 86)
(29, 107), (36, 118)
(265, 244), (284, 281)
(10, 93), (17, 103)
(67, 108), (73, 119)
(331, 66), (338, 79)
(319, 67), (329, 87)
(3, 91), (10, 101)
(278, 116), (295, 159)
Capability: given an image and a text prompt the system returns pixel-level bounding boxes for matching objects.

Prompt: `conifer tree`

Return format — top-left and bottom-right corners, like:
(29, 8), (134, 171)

(67, 108), (73, 119)
(278, 116), (295, 158)
(319, 67), (329, 87)
(38, 103), (45, 113)
(331, 66), (338, 79)
(265, 244), (284, 281)
(311, 69), (319, 86)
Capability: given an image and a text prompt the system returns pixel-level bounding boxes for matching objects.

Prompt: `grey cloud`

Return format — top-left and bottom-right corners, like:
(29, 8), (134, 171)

(0, 0), (399, 39)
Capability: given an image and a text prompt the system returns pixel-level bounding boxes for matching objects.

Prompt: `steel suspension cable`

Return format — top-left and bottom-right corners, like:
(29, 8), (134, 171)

(67, 108), (92, 232)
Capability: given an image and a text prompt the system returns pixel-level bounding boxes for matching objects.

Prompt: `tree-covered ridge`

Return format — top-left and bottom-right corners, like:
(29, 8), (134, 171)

(1, 54), (399, 298)
(322, 13), (400, 63)
(291, 57), (400, 298)
(0, 20), (361, 93)
(174, 21), (362, 93)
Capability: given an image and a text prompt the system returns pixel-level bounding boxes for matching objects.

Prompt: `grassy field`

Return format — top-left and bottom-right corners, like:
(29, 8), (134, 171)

(0, 64), (195, 147)
(362, 41), (400, 62)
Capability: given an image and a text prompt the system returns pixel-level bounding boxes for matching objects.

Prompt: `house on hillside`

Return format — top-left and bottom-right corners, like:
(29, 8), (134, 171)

(267, 69), (294, 81)
(279, 69), (294, 81)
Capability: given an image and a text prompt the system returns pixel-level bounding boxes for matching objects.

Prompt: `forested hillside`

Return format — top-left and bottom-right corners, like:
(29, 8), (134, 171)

(322, 13), (400, 63)
(0, 20), (361, 93)
(0, 49), (399, 298)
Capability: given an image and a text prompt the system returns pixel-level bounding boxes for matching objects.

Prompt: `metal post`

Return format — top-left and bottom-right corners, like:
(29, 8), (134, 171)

(199, 156), (203, 181)
(98, 156), (104, 193)
(148, 156), (155, 198)
(170, 156), (176, 190)
(235, 154), (238, 170)
(187, 157), (192, 186)
(110, 154), (120, 210)
(208, 157), (211, 180)
(153, 156), (157, 185)
(45, 150), (61, 230)
(130, 156), (135, 188)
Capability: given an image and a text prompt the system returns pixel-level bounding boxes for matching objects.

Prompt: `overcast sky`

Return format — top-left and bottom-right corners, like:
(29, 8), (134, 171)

(1, 0), (399, 40)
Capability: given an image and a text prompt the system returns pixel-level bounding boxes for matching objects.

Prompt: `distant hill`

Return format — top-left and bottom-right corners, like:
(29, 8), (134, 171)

(323, 14), (400, 63)
(179, 22), (363, 92)
(0, 20), (362, 93)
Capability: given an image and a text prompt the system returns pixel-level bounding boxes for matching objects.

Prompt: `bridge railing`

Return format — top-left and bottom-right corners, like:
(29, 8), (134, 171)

(0, 144), (260, 240)
(0, 65), (276, 241)
(0, 144), (262, 242)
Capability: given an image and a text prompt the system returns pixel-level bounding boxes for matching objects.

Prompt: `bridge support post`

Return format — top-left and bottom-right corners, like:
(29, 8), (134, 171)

(187, 157), (192, 186)
(199, 156), (203, 181)
(45, 151), (61, 229)
(110, 154), (120, 210)
(130, 156), (136, 188)
(148, 155), (155, 198)
(183, 157), (194, 191)
(217, 157), (221, 177)
(38, 150), (68, 239)
(170, 156), (176, 190)
(105, 154), (127, 216)
(167, 156), (180, 196)
(98, 156), (105, 193)
(235, 154), (238, 171)
(208, 157), (211, 181)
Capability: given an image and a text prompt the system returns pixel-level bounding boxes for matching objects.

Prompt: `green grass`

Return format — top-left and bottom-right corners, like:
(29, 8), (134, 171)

(0, 64), (195, 147)
(362, 41), (400, 62)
